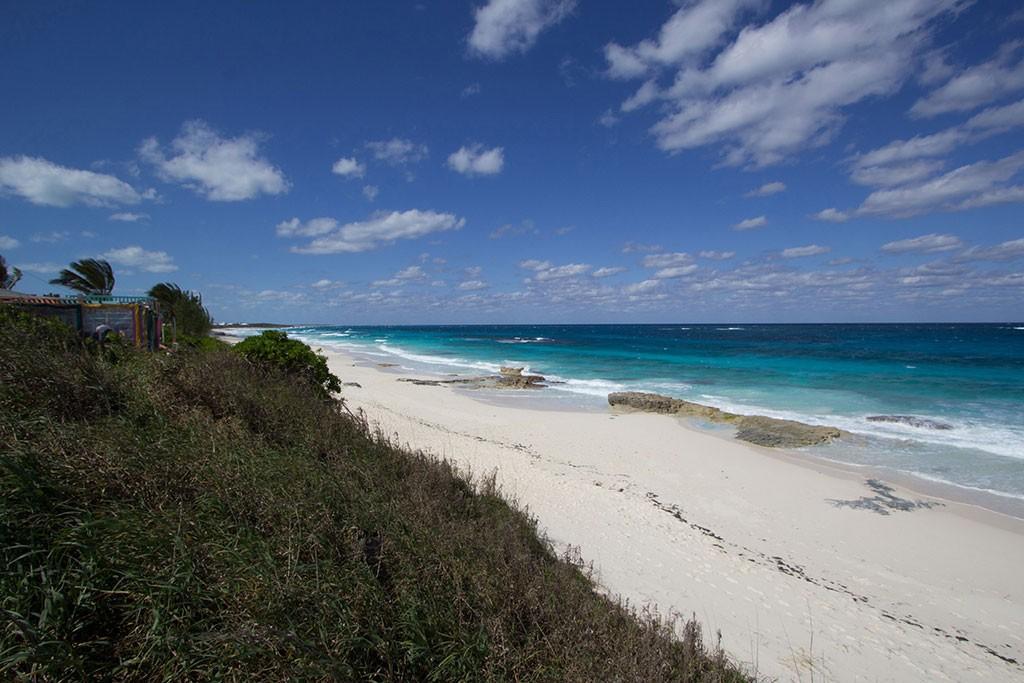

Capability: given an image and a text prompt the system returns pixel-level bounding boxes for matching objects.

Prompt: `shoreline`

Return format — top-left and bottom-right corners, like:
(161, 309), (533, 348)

(306, 343), (1024, 681)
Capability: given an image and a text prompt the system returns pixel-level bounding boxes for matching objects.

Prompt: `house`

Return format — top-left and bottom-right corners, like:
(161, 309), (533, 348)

(0, 290), (163, 351)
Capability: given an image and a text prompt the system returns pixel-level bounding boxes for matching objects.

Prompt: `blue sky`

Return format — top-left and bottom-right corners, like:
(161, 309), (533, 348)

(1, 0), (1023, 323)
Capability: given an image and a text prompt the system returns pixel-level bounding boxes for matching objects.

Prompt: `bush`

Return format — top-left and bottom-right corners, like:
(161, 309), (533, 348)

(0, 309), (749, 681)
(233, 330), (341, 398)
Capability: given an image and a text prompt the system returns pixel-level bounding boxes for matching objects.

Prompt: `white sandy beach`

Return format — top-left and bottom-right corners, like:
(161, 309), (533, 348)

(245, 336), (1024, 681)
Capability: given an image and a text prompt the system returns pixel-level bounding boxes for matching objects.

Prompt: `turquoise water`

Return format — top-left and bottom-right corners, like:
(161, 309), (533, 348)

(230, 324), (1024, 500)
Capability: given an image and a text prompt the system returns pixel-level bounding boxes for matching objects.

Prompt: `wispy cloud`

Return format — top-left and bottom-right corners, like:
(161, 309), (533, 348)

(366, 138), (428, 165)
(745, 181), (786, 197)
(0, 156), (153, 207)
(881, 233), (963, 254)
(734, 215), (767, 230)
(288, 209), (464, 254)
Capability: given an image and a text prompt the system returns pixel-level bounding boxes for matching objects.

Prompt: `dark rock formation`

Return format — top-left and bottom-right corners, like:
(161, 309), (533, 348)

(496, 366), (547, 389)
(607, 391), (845, 448)
(866, 415), (953, 430)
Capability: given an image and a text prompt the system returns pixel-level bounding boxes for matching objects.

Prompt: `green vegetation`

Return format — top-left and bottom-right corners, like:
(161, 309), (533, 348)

(234, 329), (342, 398)
(49, 258), (116, 295)
(0, 306), (748, 681)
(0, 255), (22, 290)
(148, 282), (214, 339)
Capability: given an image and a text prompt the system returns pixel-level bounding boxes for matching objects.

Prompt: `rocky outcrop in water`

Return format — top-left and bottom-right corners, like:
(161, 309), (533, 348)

(866, 415), (953, 430)
(607, 391), (845, 448)
(397, 367), (548, 391)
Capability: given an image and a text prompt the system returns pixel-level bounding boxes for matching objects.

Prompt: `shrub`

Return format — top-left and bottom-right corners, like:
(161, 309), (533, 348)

(233, 330), (341, 398)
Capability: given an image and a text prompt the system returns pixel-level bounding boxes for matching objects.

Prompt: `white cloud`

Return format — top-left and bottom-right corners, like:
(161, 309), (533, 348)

(654, 265), (698, 279)
(745, 181), (786, 197)
(276, 217), (339, 237)
(957, 237), (1024, 262)
(881, 233), (963, 254)
(16, 262), (61, 274)
(534, 263), (590, 281)
(362, 185), (379, 201)
(781, 244), (830, 258)
(622, 241), (662, 254)
(519, 259), (552, 271)
(0, 235), (19, 249)
(699, 250), (736, 260)
(458, 279), (489, 290)
(468, 0), (576, 60)
(621, 80), (660, 112)
(447, 144), (505, 176)
(598, 109), (620, 127)
(332, 157), (365, 179)
(110, 212), (149, 222)
(734, 215), (767, 230)
(31, 231), (70, 243)
(850, 159), (946, 187)
(857, 150), (1024, 217)
(642, 252), (692, 268)
(491, 220), (537, 239)
(812, 208), (849, 223)
(624, 279), (660, 294)
(604, 0), (760, 79)
(0, 156), (152, 207)
(612, 0), (962, 167)
(140, 120), (288, 201)
(289, 209), (465, 254)
(592, 266), (626, 278)
(102, 245), (178, 273)
(311, 279), (339, 289)
(461, 82), (482, 98)
(366, 138), (428, 165)
(394, 265), (426, 280)
(911, 41), (1024, 117)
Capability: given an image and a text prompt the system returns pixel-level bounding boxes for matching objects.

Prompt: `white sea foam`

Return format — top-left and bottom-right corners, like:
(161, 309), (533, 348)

(717, 327), (744, 331)
(376, 344), (503, 374)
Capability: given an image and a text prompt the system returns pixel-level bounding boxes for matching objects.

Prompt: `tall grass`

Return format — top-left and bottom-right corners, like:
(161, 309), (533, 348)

(0, 307), (750, 681)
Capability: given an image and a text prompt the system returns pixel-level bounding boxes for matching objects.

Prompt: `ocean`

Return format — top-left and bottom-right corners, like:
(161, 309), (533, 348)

(229, 323), (1024, 502)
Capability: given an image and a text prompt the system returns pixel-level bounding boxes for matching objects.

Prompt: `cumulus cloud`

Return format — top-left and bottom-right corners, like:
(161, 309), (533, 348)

(366, 138), (429, 165)
(140, 121), (288, 201)
(624, 279), (660, 294)
(781, 244), (830, 258)
(289, 209), (465, 254)
(653, 265), (698, 279)
(0, 235), (19, 249)
(110, 212), (149, 222)
(745, 181), (786, 197)
(812, 208), (850, 223)
(881, 233), (964, 254)
(734, 215), (767, 230)
(332, 157), (365, 179)
(911, 41), (1024, 117)
(468, 0), (576, 60)
(609, 0), (963, 167)
(0, 156), (152, 207)
(102, 245), (178, 273)
(447, 144), (505, 176)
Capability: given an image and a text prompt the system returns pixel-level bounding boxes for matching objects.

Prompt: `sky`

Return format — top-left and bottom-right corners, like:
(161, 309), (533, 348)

(1, 0), (1023, 324)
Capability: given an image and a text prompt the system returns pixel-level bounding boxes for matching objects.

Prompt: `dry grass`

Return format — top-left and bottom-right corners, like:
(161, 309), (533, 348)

(0, 307), (751, 681)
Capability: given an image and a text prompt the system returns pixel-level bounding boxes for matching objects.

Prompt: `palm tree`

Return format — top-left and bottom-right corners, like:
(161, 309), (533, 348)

(50, 258), (115, 295)
(148, 282), (213, 339)
(0, 255), (22, 290)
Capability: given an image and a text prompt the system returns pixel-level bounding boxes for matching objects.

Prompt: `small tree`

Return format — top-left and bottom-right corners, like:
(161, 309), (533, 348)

(148, 282), (213, 339)
(233, 331), (341, 398)
(0, 255), (22, 290)
(50, 258), (115, 295)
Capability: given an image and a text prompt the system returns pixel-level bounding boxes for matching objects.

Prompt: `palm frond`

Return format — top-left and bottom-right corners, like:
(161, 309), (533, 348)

(49, 258), (115, 295)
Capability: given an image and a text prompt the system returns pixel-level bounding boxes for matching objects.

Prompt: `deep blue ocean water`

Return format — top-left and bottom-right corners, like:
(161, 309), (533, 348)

(230, 324), (1024, 500)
